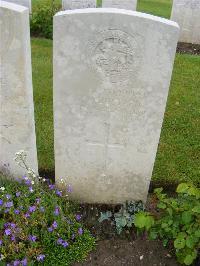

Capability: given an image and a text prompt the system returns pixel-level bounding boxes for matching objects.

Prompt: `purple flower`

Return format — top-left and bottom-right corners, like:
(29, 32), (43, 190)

(52, 221), (58, 229)
(37, 254), (45, 262)
(56, 190), (62, 197)
(25, 180), (31, 186)
(4, 222), (9, 228)
(4, 208), (10, 213)
(57, 238), (63, 245)
(71, 233), (75, 240)
(29, 206), (36, 213)
(78, 228), (83, 235)
(6, 194), (11, 199)
(10, 223), (16, 228)
(5, 201), (13, 208)
(0, 199), (3, 205)
(11, 235), (16, 241)
(49, 184), (55, 190)
(21, 258), (28, 266)
(54, 206), (60, 216)
(14, 209), (20, 215)
(0, 240), (2, 246)
(29, 187), (34, 193)
(48, 227), (53, 232)
(16, 192), (21, 197)
(13, 260), (20, 266)
(4, 228), (11, 236)
(36, 198), (41, 204)
(62, 241), (69, 248)
(24, 213), (30, 218)
(67, 184), (73, 193)
(40, 206), (45, 212)
(75, 214), (82, 221)
(29, 235), (37, 242)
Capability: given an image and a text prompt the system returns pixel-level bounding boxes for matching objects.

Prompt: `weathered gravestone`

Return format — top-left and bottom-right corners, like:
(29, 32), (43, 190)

(1, 0), (32, 13)
(0, 1), (38, 177)
(102, 0), (137, 10)
(54, 9), (179, 204)
(171, 0), (200, 44)
(62, 0), (96, 10)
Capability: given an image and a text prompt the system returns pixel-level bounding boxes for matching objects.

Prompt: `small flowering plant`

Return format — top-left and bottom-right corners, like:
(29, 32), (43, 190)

(0, 151), (95, 265)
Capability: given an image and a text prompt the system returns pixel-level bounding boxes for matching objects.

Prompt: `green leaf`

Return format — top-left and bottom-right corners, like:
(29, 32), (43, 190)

(186, 236), (196, 249)
(134, 212), (154, 230)
(167, 208), (173, 216)
(194, 229), (200, 238)
(174, 238), (185, 249)
(98, 211), (112, 223)
(176, 183), (189, 194)
(149, 230), (158, 240)
(192, 206), (200, 213)
(182, 211), (193, 224)
(184, 255), (195, 265)
(177, 232), (187, 239)
(157, 202), (167, 209)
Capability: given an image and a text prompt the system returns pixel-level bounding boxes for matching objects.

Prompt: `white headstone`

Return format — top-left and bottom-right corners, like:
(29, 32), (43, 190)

(1, 0), (32, 13)
(171, 0), (200, 44)
(62, 0), (96, 10)
(54, 9), (179, 204)
(102, 0), (137, 10)
(0, 1), (38, 177)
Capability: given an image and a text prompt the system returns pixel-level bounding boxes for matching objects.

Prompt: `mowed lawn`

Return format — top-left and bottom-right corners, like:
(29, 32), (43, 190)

(31, 0), (200, 184)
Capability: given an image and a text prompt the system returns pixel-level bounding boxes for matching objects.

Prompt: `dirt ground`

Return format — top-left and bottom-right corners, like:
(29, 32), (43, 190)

(177, 42), (200, 55)
(74, 238), (179, 266)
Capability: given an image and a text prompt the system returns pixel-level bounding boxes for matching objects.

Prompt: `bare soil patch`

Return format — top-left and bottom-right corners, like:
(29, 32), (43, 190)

(177, 42), (200, 55)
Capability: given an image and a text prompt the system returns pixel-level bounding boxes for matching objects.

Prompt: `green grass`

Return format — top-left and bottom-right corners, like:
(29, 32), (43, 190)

(31, 38), (54, 171)
(31, 0), (200, 184)
(32, 0), (173, 18)
(137, 0), (172, 19)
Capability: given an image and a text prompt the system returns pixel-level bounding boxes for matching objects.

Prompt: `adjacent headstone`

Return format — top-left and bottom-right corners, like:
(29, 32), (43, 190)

(54, 9), (179, 204)
(62, 0), (96, 10)
(171, 0), (200, 44)
(1, 0), (32, 13)
(102, 0), (137, 10)
(0, 1), (38, 177)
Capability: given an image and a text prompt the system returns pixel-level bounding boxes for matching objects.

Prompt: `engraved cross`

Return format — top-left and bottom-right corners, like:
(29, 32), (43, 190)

(86, 121), (125, 173)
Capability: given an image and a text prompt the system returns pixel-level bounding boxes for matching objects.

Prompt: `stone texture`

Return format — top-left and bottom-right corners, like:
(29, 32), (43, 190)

(1, 0), (32, 13)
(62, 0), (96, 10)
(171, 0), (200, 44)
(102, 0), (137, 10)
(0, 1), (38, 177)
(54, 9), (179, 204)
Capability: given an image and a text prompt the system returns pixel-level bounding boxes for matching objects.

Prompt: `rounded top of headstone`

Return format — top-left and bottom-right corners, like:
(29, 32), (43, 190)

(55, 8), (179, 29)
(0, 0), (28, 12)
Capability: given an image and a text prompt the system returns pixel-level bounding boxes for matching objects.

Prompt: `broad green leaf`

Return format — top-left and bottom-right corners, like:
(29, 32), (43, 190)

(134, 212), (154, 230)
(194, 229), (200, 238)
(192, 206), (200, 213)
(176, 183), (189, 193)
(186, 236), (196, 249)
(98, 211), (112, 223)
(157, 202), (166, 209)
(174, 238), (185, 249)
(177, 232), (187, 239)
(182, 211), (193, 224)
(149, 230), (158, 240)
(167, 208), (173, 216)
(184, 255), (195, 265)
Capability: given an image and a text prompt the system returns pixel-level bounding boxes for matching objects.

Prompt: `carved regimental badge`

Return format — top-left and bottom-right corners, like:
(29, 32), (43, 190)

(88, 29), (141, 84)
